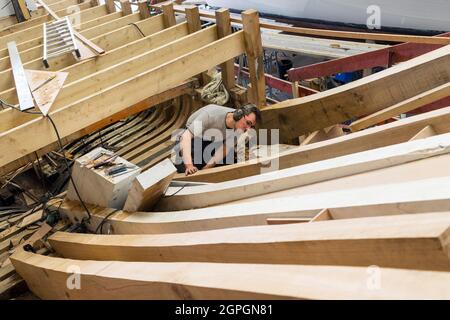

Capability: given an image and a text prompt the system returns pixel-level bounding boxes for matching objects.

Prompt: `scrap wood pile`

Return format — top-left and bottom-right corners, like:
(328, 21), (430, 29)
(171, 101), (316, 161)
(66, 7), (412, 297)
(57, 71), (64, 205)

(0, 0), (450, 299)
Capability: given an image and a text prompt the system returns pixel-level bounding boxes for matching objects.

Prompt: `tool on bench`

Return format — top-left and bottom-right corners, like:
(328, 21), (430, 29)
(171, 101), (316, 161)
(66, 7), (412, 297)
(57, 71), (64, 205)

(105, 164), (138, 177)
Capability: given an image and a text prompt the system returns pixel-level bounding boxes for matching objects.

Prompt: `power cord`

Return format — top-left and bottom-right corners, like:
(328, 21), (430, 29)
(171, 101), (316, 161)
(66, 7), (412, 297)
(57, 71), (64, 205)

(128, 22), (146, 37)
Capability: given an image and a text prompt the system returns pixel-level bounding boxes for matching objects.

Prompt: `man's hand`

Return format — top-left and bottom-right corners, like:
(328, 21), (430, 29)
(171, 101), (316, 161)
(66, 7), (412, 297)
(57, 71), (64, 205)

(185, 164), (198, 176)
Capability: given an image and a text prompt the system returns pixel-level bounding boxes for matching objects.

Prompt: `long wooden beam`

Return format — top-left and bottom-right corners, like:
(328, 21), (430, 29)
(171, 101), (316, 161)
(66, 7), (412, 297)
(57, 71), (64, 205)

(59, 176), (450, 234)
(0, 2), (95, 49)
(176, 106), (450, 183)
(11, 250), (450, 299)
(260, 45), (450, 142)
(158, 132), (450, 210)
(48, 212), (450, 271)
(170, 5), (450, 45)
(0, 31), (245, 171)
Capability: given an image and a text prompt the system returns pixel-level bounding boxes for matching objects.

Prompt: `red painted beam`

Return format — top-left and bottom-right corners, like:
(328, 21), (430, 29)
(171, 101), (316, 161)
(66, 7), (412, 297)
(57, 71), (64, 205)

(288, 32), (450, 81)
(235, 65), (318, 97)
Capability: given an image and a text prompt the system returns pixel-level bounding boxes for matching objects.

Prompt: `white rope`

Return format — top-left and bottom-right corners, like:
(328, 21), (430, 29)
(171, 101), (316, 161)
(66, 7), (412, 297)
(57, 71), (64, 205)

(201, 71), (230, 106)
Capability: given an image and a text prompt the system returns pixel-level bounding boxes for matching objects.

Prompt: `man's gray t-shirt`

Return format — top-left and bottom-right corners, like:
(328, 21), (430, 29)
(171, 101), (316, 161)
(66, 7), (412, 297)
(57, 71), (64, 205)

(185, 104), (235, 142)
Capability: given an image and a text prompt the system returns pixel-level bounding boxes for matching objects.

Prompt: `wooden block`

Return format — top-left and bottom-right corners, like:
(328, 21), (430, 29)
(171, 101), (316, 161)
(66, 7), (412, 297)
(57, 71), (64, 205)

(123, 159), (176, 212)
(409, 125), (437, 141)
(10, 250), (450, 299)
(310, 208), (332, 222)
(7, 41), (34, 111)
(49, 212), (450, 271)
(66, 147), (141, 209)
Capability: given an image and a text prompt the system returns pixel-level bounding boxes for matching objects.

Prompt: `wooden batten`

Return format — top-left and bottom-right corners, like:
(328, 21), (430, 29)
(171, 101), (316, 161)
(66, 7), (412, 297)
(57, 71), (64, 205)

(11, 251), (450, 299)
(49, 212), (450, 271)
(123, 159), (177, 212)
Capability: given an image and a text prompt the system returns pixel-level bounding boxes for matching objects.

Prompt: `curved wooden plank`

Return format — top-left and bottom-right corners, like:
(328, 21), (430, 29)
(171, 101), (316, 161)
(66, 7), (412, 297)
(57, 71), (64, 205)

(260, 45), (450, 142)
(11, 250), (450, 299)
(158, 133), (450, 210)
(49, 212), (450, 271)
(59, 176), (450, 235)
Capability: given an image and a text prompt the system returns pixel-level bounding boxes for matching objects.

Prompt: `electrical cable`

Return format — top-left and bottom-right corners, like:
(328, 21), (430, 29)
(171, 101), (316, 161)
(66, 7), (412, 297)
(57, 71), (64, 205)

(128, 22), (146, 37)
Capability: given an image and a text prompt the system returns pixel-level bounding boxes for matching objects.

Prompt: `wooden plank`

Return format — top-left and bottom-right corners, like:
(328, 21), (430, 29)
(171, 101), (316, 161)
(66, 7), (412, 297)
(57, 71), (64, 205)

(59, 175), (450, 235)
(175, 106), (450, 183)
(241, 9), (265, 107)
(409, 125), (437, 141)
(0, 31), (245, 171)
(266, 218), (310, 225)
(161, 2), (176, 28)
(260, 45), (450, 142)
(105, 0), (116, 13)
(349, 82), (450, 132)
(37, 0), (104, 54)
(11, 250), (450, 299)
(0, 82), (193, 176)
(123, 159), (177, 212)
(7, 41), (34, 111)
(215, 8), (235, 92)
(49, 212), (450, 271)
(157, 133), (450, 211)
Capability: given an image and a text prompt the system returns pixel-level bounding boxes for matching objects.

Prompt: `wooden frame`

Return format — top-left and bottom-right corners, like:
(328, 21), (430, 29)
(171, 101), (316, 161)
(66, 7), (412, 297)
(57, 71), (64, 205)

(260, 45), (450, 142)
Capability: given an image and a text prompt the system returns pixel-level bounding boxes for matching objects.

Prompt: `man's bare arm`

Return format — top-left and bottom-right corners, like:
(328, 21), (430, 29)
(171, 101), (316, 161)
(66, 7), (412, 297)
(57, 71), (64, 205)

(180, 130), (198, 175)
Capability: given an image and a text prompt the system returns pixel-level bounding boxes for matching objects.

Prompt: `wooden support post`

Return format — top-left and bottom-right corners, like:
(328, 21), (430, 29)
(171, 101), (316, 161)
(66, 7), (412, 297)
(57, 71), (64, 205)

(120, 0), (132, 15)
(349, 82), (450, 132)
(162, 3), (176, 28)
(185, 5), (201, 33)
(241, 9), (266, 107)
(215, 8), (235, 93)
(138, 0), (150, 19)
(105, 0), (116, 13)
(266, 218), (310, 225)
